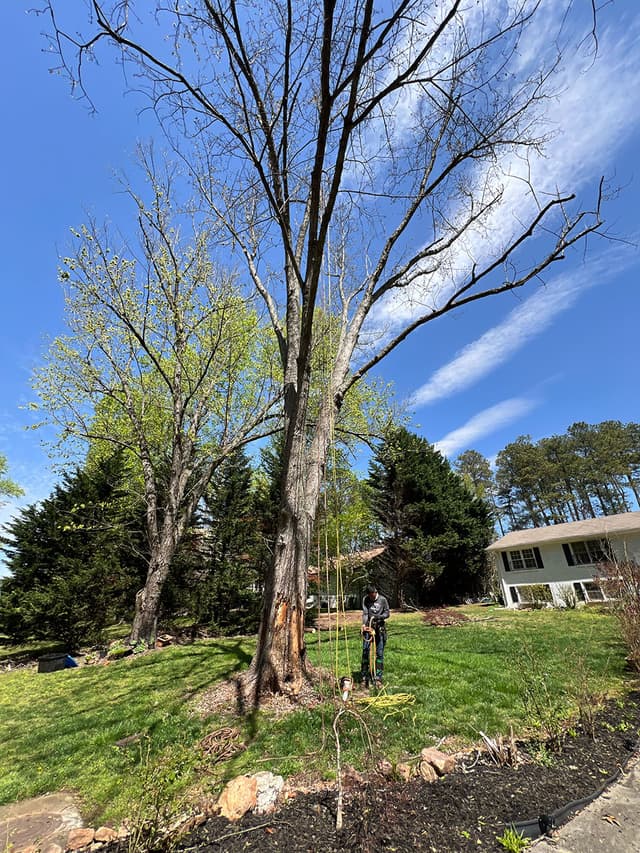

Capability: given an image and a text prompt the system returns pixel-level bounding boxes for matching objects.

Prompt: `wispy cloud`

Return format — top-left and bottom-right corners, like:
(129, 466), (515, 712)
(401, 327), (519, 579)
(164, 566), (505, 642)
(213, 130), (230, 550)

(407, 246), (631, 409)
(434, 397), (538, 457)
(364, 5), (640, 333)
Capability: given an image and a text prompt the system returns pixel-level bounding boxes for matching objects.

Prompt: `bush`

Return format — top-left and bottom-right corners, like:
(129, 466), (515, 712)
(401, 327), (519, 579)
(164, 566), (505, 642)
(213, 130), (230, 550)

(597, 559), (640, 670)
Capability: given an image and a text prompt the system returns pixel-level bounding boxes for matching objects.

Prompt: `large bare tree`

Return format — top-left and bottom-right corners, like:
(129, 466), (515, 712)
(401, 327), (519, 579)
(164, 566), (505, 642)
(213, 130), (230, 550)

(45, 0), (605, 695)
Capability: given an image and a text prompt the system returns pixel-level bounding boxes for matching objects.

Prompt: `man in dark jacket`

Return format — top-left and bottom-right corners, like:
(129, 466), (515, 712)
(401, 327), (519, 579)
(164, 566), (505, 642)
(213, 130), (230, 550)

(360, 584), (390, 687)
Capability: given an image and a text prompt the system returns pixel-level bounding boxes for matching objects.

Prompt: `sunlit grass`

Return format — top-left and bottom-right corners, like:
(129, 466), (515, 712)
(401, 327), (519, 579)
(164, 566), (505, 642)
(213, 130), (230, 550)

(0, 606), (631, 824)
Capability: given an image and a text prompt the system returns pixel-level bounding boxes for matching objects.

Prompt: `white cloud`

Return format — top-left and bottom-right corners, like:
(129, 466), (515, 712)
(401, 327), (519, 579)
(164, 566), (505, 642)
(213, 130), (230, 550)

(434, 397), (538, 457)
(364, 5), (640, 333)
(407, 269), (581, 408)
(407, 245), (630, 408)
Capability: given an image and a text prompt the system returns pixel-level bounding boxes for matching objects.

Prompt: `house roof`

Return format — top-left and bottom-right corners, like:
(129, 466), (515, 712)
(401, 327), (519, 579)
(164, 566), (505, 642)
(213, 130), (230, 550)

(486, 511), (640, 551)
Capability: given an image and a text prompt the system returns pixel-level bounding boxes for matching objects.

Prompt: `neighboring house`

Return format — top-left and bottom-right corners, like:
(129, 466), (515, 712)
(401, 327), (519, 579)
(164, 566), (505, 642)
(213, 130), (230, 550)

(487, 511), (640, 608)
(307, 547), (386, 610)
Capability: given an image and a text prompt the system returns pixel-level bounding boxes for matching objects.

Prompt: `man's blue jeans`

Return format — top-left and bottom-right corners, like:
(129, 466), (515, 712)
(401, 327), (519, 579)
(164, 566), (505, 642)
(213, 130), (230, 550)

(361, 630), (385, 684)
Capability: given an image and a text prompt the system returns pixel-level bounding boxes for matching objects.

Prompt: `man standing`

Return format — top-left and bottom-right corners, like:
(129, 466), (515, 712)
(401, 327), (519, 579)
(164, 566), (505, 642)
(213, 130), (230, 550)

(360, 584), (390, 688)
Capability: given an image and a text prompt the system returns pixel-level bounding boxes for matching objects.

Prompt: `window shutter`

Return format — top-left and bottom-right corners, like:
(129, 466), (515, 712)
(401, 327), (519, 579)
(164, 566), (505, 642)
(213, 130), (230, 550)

(533, 547), (544, 568)
(562, 543), (575, 566)
(501, 552), (510, 572)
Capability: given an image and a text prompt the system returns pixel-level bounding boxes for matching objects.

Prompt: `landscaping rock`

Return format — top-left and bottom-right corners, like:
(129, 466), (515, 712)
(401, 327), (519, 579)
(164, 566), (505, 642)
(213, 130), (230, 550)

(417, 761), (439, 782)
(0, 793), (83, 853)
(420, 747), (455, 776)
(217, 775), (258, 821)
(42, 844), (64, 853)
(66, 827), (95, 849)
(376, 759), (394, 777)
(94, 826), (118, 843)
(254, 771), (285, 815)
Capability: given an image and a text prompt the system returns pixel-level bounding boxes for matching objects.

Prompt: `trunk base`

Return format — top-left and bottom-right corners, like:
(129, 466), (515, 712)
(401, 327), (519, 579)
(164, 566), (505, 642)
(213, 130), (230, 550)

(195, 660), (329, 715)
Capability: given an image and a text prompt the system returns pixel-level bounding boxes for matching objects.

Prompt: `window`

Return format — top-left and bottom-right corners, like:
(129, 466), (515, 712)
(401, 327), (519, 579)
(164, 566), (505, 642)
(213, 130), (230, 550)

(583, 581), (605, 602)
(518, 584), (553, 604)
(506, 547), (543, 571)
(563, 539), (611, 566)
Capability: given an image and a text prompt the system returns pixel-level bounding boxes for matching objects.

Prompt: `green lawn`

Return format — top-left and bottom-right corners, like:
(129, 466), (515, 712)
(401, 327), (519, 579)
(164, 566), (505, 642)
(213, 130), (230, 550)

(0, 606), (632, 824)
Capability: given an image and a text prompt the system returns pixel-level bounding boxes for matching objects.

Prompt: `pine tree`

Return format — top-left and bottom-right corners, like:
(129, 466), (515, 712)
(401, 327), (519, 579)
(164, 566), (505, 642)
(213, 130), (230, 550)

(0, 454), (145, 648)
(368, 428), (493, 606)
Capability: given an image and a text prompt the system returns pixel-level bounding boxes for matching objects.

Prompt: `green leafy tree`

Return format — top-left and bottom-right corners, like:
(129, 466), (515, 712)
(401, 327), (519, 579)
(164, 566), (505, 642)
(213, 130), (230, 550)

(33, 162), (279, 646)
(315, 448), (377, 560)
(0, 455), (23, 503)
(368, 428), (493, 606)
(46, 1), (604, 696)
(0, 454), (145, 648)
(198, 447), (263, 633)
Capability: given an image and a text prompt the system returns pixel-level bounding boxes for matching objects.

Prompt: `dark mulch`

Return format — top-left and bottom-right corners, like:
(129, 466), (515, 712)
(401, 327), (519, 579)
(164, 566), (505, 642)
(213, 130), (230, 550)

(177, 690), (640, 853)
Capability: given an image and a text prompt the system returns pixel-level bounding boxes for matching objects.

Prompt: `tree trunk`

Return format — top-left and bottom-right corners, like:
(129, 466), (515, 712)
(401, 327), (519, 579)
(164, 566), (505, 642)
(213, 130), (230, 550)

(129, 540), (176, 646)
(248, 382), (335, 698)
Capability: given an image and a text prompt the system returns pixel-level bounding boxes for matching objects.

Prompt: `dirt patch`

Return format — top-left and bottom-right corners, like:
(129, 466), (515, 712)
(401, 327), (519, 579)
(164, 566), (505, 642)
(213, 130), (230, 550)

(178, 691), (640, 853)
(194, 670), (329, 719)
(421, 607), (470, 627)
(312, 611), (363, 631)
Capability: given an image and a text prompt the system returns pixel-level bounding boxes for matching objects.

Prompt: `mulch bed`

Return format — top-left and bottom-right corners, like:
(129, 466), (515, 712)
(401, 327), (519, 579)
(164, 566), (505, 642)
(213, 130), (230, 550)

(177, 690), (640, 853)
(421, 607), (471, 627)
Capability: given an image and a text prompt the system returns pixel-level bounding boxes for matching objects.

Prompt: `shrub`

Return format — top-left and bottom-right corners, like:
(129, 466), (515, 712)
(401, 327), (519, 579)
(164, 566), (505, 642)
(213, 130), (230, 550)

(555, 584), (579, 610)
(597, 559), (640, 671)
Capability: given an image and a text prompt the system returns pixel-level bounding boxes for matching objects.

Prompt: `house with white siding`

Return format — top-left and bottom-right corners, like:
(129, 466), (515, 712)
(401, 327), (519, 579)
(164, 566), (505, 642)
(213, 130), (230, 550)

(487, 511), (640, 608)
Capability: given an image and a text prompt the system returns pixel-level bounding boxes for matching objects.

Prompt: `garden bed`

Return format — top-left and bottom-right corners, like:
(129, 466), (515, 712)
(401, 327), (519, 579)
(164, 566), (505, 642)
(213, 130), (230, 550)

(179, 691), (640, 852)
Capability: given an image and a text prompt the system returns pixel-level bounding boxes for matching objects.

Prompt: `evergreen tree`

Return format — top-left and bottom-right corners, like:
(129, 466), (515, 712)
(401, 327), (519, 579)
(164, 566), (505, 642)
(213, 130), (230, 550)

(454, 450), (505, 535)
(198, 447), (262, 633)
(368, 428), (493, 606)
(0, 454), (145, 648)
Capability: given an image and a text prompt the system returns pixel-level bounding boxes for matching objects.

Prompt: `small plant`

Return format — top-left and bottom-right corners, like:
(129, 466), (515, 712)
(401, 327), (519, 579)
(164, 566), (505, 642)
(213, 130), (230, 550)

(132, 640), (148, 655)
(479, 727), (519, 768)
(515, 641), (570, 752)
(566, 653), (605, 741)
(107, 639), (130, 660)
(597, 558), (640, 670)
(496, 826), (529, 852)
(125, 740), (191, 853)
(529, 742), (555, 767)
(556, 584), (579, 610)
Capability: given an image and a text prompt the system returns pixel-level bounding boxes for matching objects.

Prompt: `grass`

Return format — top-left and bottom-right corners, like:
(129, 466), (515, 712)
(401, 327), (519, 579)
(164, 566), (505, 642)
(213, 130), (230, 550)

(0, 606), (632, 825)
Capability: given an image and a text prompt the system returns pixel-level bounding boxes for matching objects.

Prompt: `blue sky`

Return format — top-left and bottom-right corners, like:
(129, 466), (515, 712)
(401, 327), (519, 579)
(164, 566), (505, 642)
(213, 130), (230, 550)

(1, 1), (640, 545)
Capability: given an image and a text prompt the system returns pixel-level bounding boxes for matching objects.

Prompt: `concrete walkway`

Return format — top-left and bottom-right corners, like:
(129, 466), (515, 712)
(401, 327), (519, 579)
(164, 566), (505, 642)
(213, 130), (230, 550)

(533, 753), (640, 853)
(0, 792), (83, 852)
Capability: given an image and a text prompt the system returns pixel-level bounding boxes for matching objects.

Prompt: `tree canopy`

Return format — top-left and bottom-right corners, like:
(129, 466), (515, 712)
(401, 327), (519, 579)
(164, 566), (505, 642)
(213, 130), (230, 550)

(456, 420), (640, 533)
(0, 453), (145, 649)
(0, 455), (23, 503)
(32, 164), (280, 645)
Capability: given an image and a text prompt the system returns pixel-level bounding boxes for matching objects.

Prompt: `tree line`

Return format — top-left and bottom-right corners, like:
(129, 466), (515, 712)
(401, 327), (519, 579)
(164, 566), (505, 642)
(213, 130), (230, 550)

(456, 420), (640, 533)
(0, 428), (494, 648)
